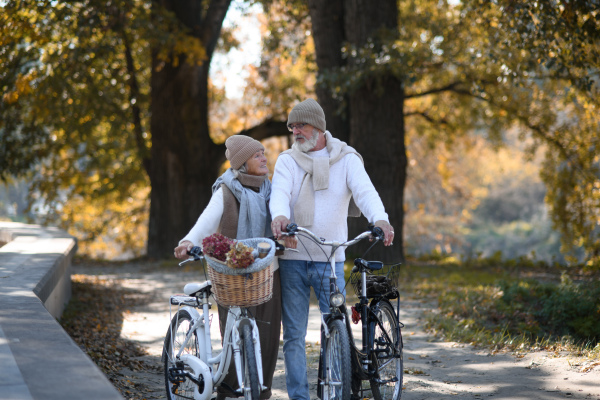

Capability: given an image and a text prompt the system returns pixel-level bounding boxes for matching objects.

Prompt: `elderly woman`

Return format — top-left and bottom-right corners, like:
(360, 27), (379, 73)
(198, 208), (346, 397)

(174, 135), (280, 400)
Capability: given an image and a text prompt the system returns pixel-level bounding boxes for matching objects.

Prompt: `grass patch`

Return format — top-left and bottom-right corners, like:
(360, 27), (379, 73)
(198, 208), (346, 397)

(399, 256), (600, 358)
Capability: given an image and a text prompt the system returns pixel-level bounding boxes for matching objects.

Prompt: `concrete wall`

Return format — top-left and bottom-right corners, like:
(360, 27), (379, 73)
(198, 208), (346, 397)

(0, 222), (124, 400)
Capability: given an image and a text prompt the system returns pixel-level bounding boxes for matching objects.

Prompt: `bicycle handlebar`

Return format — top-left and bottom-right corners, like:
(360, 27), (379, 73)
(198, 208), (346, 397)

(179, 246), (204, 266)
(284, 223), (384, 247)
(188, 246), (203, 259)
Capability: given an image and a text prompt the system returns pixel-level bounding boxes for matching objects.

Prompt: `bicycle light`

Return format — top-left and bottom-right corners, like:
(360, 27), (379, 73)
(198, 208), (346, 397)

(330, 292), (345, 308)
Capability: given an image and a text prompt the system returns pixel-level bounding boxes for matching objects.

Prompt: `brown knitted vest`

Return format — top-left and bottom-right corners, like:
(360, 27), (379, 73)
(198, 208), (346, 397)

(217, 173), (266, 239)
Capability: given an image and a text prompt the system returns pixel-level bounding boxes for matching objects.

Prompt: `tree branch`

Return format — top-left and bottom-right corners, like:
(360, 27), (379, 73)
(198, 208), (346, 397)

(405, 81), (463, 99)
(238, 119), (289, 141)
(408, 81), (588, 178)
(121, 29), (151, 175)
(200, 0), (232, 58)
(449, 86), (594, 179)
(211, 119), (289, 165)
(405, 110), (452, 127)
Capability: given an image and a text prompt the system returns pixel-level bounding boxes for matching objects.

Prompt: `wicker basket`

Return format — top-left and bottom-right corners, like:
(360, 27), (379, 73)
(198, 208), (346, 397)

(349, 262), (401, 299)
(204, 238), (276, 307)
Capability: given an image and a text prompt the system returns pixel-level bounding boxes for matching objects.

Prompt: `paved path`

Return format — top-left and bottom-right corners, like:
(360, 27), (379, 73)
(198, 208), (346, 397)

(0, 222), (122, 400)
(74, 260), (600, 400)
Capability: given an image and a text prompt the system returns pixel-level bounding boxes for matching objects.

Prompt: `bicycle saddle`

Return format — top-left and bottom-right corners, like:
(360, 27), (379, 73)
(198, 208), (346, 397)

(353, 258), (384, 272)
(184, 281), (212, 296)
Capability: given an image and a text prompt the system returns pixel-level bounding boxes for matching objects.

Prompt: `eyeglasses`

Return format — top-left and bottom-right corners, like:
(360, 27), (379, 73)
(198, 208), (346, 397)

(287, 123), (307, 132)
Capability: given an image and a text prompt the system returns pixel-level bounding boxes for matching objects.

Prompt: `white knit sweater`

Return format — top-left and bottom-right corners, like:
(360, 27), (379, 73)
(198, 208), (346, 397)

(270, 147), (389, 262)
(180, 187), (224, 246)
(179, 187), (279, 270)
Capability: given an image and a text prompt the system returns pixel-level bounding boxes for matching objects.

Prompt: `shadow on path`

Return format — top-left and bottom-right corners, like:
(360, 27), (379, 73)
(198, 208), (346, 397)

(400, 298), (600, 400)
(69, 260), (600, 400)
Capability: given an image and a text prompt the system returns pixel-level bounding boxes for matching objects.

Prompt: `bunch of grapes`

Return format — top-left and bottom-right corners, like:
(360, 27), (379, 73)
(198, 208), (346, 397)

(226, 242), (255, 269)
(202, 233), (234, 261)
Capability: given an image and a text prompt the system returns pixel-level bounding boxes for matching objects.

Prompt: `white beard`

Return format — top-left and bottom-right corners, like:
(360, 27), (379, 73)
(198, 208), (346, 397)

(294, 130), (320, 153)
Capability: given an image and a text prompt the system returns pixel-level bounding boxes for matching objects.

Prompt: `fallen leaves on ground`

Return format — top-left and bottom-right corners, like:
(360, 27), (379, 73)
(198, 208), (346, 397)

(580, 361), (600, 373)
(59, 274), (159, 399)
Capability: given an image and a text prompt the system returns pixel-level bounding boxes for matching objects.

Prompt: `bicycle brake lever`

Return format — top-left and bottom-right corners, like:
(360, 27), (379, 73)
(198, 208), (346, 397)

(286, 223), (298, 234)
(371, 226), (384, 241)
(178, 258), (195, 267)
(271, 237), (300, 253)
(186, 246), (204, 261)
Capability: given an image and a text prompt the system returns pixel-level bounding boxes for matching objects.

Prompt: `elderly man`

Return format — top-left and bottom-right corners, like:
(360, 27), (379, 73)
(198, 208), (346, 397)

(270, 98), (394, 400)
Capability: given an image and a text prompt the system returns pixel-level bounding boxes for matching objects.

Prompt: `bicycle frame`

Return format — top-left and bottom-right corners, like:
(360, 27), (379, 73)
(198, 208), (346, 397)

(348, 260), (403, 396)
(353, 290), (399, 376)
(287, 227), (373, 323)
(284, 224), (402, 400)
(166, 280), (265, 400)
(285, 225), (377, 400)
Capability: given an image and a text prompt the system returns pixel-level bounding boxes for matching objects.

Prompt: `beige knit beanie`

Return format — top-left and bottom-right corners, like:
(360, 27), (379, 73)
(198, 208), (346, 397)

(287, 98), (326, 132)
(225, 135), (265, 170)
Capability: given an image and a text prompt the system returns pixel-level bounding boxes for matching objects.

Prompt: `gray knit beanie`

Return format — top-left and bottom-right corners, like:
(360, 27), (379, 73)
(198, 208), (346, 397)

(287, 98), (326, 132)
(225, 135), (265, 170)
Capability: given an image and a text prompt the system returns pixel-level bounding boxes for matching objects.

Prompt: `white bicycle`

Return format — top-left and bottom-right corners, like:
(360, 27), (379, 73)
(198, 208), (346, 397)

(162, 243), (274, 400)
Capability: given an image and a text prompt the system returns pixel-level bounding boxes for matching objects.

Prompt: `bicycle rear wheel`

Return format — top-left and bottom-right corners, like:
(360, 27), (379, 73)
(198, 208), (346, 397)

(163, 309), (202, 400)
(241, 323), (260, 400)
(322, 318), (352, 400)
(369, 300), (403, 400)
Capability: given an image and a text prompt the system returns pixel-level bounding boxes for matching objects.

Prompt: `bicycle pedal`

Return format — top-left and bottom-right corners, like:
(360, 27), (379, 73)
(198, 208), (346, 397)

(374, 376), (398, 384)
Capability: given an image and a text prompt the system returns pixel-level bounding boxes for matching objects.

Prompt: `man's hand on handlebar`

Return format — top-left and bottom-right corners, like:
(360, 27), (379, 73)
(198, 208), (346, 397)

(271, 215), (290, 239)
(374, 220), (395, 246)
(271, 217), (298, 249)
(174, 240), (193, 259)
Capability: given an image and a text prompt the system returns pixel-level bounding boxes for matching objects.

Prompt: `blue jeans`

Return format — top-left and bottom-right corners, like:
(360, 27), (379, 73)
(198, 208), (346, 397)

(278, 259), (346, 400)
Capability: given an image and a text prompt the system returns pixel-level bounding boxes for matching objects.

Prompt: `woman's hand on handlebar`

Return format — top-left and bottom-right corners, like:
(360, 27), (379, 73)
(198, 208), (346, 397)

(174, 240), (193, 259)
(283, 235), (298, 249)
(374, 220), (395, 246)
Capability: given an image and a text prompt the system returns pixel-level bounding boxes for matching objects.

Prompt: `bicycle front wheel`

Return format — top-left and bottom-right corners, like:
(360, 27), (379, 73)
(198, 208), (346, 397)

(241, 323), (260, 400)
(322, 318), (352, 400)
(369, 300), (403, 400)
(163, 309), (202, 400)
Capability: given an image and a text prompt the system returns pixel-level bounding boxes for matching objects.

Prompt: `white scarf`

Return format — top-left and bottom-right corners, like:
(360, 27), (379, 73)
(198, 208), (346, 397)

(283, 131), (363, 226)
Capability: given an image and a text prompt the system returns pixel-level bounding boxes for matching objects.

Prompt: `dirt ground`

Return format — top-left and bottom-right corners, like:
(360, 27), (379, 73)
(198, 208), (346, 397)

(73, 260), (600, 400)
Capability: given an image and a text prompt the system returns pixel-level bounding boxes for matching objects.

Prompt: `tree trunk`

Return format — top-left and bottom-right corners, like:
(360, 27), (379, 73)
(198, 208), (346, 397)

(344, 0), (406, 262)
(345, 0), (407, 262)
(347, 78), (406, 263)
(147, 0), (230, 258)
(307, 0), (349, 141)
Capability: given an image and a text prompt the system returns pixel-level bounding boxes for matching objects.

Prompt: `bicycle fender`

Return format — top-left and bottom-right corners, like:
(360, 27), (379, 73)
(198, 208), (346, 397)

(179, 305), (201, 321)
(179, 354), (212, 400)
(250, 319), (266, 390)
(180, 306), (208, 360)
(322, 312), (346, 326)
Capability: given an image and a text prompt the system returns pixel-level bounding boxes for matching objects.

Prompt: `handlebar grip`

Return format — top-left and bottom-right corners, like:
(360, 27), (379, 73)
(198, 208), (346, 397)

(268, 236), (286, 252)
(187, 246), (203, 260)
(286, 223), (298, 234)
(371, 226), (384, 240)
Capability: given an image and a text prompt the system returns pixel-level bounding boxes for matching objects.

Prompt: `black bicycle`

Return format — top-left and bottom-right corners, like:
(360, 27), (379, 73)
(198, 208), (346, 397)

(282, 223), (403, 400)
